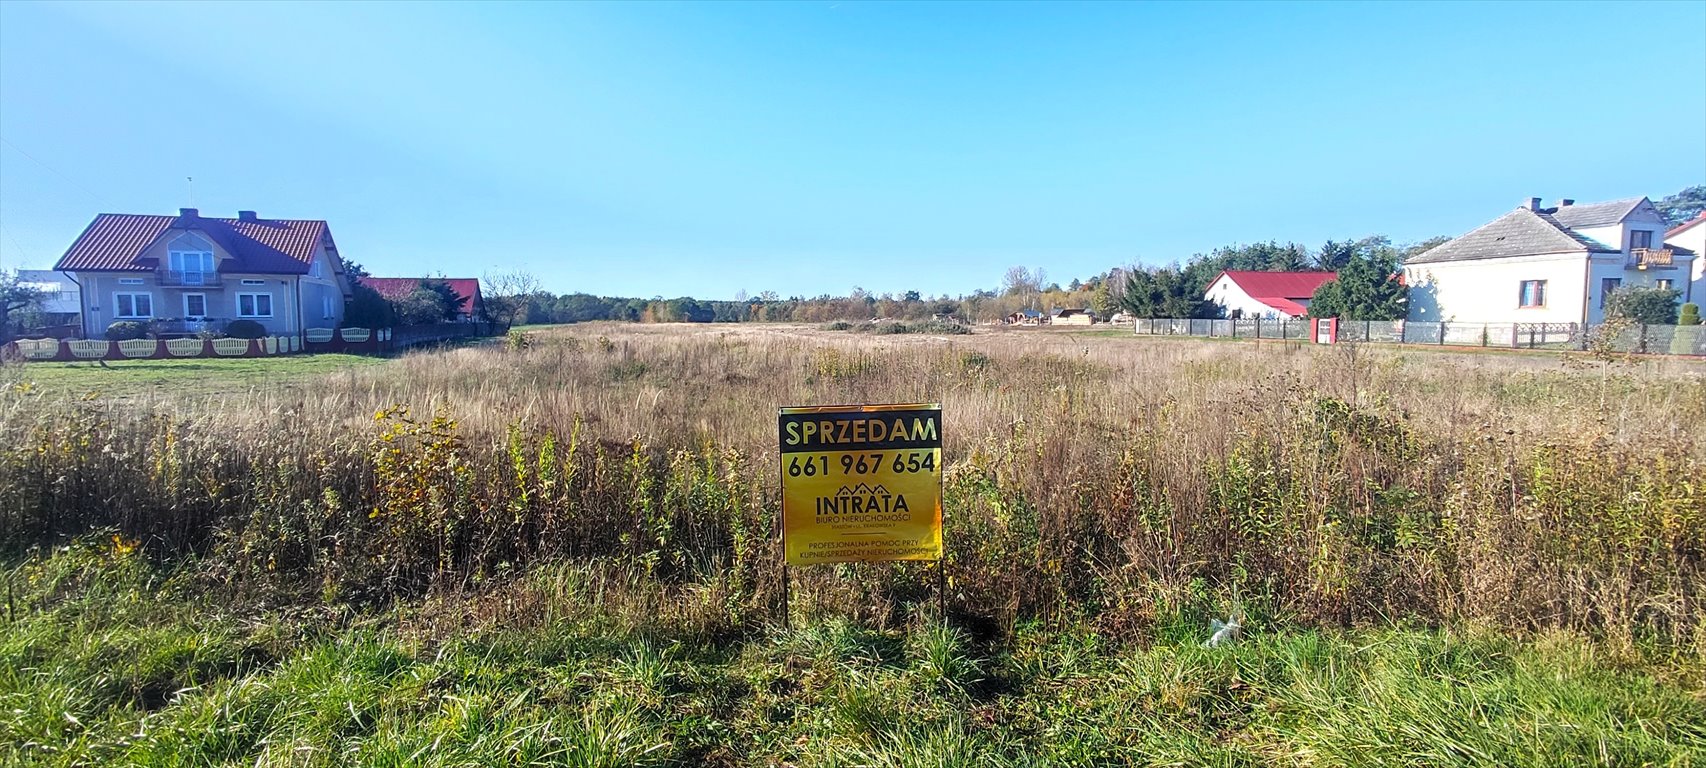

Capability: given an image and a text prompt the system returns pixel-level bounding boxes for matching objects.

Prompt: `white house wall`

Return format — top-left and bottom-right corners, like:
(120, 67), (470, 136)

(1574, 221), (1669, 255)
(1404, 251), (1589, 324)
(1666, 225), (1705, 305)
(1205, 275), (1289, 319)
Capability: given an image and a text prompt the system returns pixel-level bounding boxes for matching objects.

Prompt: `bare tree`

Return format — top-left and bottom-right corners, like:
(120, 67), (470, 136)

(482, 270), (543, 327)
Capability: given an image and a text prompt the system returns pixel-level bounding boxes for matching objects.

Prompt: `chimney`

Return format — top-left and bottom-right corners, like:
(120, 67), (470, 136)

(238, 210), (258, 221)
(1557, 199), (1574, 207)
(179, 207), (199, 218)
(1525, 197), (1542, 211)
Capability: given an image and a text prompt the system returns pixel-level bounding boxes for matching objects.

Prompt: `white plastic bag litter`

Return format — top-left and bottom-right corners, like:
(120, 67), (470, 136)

(1204, 615), (1242, 648)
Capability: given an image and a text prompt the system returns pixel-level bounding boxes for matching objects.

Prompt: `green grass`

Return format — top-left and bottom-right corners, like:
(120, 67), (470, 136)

(5, 354), (385, 397)
(3, 542), (1700, 767)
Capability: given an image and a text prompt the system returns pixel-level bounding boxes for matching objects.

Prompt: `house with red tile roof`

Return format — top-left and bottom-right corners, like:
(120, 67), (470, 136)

(1203, 270), (1337, 319)
(52, 208), (353, 338)
(359, 277), (485, 322)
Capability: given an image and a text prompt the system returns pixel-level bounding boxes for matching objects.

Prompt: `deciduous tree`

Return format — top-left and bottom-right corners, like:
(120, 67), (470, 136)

(482, 270), (542, 326)
(1655, 185), (1706, 227)
(1, 270), (45, 345)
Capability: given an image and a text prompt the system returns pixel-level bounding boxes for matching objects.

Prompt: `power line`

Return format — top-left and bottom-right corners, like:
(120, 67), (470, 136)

(0, 136), (114, 210)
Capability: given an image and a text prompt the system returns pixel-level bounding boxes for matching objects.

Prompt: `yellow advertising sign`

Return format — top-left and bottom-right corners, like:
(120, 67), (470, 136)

(779, 403), (943, 566)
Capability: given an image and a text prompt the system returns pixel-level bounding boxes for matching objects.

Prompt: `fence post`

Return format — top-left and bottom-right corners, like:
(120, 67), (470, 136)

(1481, 324), (1488, 347)
(1439, 322), (1446, 345)
(1510, 324), (1519, 348)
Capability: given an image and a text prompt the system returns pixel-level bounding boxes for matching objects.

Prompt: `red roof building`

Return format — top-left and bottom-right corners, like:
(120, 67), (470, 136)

(1204, 270), (1337, 319)
(361, 277), (485, 321)
(50, 208), (352, 338)
(56, 210), (332, 274)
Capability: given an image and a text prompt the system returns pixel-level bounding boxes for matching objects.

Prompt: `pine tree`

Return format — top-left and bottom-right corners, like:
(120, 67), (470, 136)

(1306, 252), (1406, 320)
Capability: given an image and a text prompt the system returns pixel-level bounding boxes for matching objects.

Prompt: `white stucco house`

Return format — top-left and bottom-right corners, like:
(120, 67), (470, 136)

(1405, 197), (1698, 325)
(1665, 212), (1705, 306)
(53, 208), (353, 338)
(1203, 270), (1338, 319)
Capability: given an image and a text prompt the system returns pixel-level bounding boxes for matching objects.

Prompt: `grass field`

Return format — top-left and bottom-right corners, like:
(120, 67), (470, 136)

(2, 323), (1703, 765)
(4, 354), (385, 397)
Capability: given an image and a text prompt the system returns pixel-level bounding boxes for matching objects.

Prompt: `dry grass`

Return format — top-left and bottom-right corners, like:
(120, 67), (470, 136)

(2, 323), (1703, 648)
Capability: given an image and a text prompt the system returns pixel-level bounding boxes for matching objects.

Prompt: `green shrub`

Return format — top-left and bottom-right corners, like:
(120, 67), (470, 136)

(820, 321), (854, 331)
(1605, 286), (1681, 325)
(846, 320), (970, 335)
(1679, 303), (1700, 326)
(104, 320), (148, 340)
(224, 319), (267, 339)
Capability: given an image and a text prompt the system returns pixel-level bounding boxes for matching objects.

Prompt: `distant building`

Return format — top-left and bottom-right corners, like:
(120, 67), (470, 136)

(1665, 212), (1705, 306)
(1203, 270), (1337, 319)
(1050, 307), (1097, 326)
(52, 208), (353, 338)
(1006, 308), (1043, 325)
(15, 269), (81, 329)
(362, 277), (485, 322)
(1405, 197), (1697, 325)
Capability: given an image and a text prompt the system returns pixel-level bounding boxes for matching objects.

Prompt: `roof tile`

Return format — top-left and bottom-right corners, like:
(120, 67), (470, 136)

(54, 213), (330, 273)
(1217, 270), (1337, 299)
(1406, 208), (1617, 265)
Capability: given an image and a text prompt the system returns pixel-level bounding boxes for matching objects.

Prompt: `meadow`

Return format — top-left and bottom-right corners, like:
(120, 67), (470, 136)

(1, 323), (1703, 766)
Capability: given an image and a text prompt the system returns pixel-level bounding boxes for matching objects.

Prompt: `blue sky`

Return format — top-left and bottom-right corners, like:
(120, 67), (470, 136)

(2, 1), (1702, 299)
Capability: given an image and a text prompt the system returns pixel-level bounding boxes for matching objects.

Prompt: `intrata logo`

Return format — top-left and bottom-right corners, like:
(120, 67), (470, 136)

(817, 483), (910, 516)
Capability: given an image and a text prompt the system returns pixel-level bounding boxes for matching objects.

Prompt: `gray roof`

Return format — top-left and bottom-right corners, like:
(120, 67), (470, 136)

(1548, 197), (1644, 229)
(1407, 207), (1620, 265)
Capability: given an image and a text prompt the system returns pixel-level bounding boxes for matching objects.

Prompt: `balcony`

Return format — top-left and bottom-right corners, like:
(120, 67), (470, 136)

(1630, 248), (1674, 270)
(157, 269), (223, 287)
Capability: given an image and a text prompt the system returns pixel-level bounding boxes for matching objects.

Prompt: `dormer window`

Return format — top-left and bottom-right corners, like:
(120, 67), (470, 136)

(1631, 230), (1653, 250)
(167, 233), (216, 285)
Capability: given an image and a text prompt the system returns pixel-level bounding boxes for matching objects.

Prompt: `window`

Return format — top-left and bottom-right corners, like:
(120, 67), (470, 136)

(183, 293), (208, 319)
(237, 292), (273, 318)
(168, 233), (216, 284)
(309, 258), (322, 278)
(1600, 277), (1621, 308)
(1657, 279), (1674, 291)
(322, 295), (334, 319)
(113, 292), (153, 318)
(241, 279), (265, 286)
(1518, 280), (1547, 308)
(1631, 230), (1653, 250)
(118, 278), (144, 285)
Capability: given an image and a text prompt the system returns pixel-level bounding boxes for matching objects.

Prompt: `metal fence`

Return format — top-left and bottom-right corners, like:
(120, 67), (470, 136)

(1132, 318), (1706, 356)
